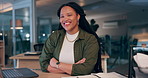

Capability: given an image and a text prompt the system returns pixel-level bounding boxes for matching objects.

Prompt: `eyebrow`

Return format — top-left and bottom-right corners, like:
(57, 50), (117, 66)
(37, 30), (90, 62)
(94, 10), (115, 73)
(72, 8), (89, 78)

(60, 12), (73, 16)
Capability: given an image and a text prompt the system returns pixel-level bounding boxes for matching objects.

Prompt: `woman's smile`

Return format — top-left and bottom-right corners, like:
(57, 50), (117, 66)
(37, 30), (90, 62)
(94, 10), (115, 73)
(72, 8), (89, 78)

(65, 22), (70, 26)
(63, 21), (71, 26)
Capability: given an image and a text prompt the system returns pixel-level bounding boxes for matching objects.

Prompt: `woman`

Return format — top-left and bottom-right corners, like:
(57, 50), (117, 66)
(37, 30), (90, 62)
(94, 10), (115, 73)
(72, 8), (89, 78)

(39, 2), (102, 76)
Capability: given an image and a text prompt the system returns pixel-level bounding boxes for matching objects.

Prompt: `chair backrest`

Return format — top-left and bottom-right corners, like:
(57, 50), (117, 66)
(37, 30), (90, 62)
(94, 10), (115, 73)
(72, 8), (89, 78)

(34, 43), (44, 51)
(128, 45), (148, 78)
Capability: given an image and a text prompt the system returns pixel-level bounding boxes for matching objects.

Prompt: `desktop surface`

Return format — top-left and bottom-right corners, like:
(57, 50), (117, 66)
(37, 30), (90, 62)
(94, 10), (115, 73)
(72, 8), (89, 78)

(33, 70), (127, 78)
(2, 68), (126, 78)
(33, 70), (70, 78)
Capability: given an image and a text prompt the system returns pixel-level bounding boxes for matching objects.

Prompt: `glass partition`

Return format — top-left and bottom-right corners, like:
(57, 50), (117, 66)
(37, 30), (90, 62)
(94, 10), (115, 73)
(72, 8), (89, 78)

(37, 17), (52, 43)
(0, 0), (13, 65)
(0, 0), (36, 67)
(14, 7), (30, 54)
(2, 11), (13, 65)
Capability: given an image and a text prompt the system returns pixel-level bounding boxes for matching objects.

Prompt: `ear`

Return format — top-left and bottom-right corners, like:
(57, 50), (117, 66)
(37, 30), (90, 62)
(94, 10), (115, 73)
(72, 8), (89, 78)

(77, 14), (80, 21)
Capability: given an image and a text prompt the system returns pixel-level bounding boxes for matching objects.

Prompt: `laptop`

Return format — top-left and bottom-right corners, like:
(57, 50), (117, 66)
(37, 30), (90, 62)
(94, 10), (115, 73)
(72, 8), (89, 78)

(0, 67), (39, 78)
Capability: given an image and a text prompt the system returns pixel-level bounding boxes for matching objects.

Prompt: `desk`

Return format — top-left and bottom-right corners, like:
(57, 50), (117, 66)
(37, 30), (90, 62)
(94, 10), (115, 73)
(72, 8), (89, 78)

(33, 70), (126, 78)
(33, 70), (70, 78)
(9, 53), (109, 73)
(9, 54), (40, 69)
(1, 68), (126, 78)
(101, 53), (109, 73)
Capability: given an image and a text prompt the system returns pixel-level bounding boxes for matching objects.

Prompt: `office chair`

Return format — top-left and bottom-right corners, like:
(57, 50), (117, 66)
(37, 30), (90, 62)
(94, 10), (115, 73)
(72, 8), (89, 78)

(128, 45), (148, 78)
(34, 43), (44, 51)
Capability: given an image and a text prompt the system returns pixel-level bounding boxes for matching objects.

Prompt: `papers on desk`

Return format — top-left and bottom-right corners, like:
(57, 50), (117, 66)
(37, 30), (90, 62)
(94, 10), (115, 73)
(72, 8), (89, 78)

(24, 51), (41, 56)
(95, 72), (127, 78)
(62, 72), (127, 78)
(62, 75), (96, 78)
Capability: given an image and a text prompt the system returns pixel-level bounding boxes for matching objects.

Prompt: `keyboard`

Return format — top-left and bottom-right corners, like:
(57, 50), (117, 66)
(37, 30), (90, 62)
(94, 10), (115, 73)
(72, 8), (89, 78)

(2, 69), (23, 78)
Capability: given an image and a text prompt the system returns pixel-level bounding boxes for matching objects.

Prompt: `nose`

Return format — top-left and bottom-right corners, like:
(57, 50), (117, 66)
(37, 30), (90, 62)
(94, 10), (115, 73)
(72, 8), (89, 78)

(60, 16), (69, 23)
(64, 16), (69, 21)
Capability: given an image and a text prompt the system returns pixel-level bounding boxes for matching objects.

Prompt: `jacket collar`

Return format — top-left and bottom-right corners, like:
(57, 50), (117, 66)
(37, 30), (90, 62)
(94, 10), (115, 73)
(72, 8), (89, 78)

(77, 28), (86, 40)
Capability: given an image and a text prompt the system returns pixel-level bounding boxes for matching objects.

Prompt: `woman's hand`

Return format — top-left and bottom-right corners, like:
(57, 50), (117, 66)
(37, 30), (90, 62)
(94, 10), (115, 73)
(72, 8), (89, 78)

(50, 58), (58, 68)
(75, 58), (86, 64)
(47, 65), (65, 74)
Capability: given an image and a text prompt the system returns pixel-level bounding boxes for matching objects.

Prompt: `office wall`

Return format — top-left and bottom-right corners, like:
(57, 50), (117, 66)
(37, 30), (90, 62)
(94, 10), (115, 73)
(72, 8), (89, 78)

(93, 15), (128, 41)
(94, 9), (148, 40)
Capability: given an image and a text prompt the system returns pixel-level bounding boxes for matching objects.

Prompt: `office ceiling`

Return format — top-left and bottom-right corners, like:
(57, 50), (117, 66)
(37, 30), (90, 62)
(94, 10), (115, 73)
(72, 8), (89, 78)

(36, 0), (106, 23)
(1, 0), (148, 24)
(35, 0), (148, 24)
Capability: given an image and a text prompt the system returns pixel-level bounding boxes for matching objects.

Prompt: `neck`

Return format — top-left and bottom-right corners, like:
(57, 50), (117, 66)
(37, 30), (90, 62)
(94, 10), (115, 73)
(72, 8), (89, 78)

(67, 26), (79, 35)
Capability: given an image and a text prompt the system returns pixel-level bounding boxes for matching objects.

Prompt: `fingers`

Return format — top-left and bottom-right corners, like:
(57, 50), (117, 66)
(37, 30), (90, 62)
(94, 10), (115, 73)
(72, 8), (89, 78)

(47, 65), (58, 72)
(75, 58), (86, 64)
(75, 58), (85, 64)
(50, 58), (58, 67)
(80, 58), (86, 63)
(47, 65), (53, 72)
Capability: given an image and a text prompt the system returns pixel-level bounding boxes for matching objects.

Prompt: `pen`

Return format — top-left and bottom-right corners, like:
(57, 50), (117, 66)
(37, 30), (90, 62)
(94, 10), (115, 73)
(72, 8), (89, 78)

(93, 74), (101, 78)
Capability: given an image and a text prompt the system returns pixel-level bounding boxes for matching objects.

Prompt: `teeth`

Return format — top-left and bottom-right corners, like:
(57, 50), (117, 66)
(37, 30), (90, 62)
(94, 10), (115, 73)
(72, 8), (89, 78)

(65, 22), (70, 25)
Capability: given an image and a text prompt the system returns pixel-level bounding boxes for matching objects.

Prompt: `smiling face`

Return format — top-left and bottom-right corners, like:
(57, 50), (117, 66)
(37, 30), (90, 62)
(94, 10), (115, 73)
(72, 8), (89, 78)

(60, 6), (80, 34)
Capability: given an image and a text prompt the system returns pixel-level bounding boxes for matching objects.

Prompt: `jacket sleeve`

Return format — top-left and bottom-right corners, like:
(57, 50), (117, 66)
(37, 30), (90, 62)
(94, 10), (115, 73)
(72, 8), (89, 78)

(39, 32), (57, 72)
(71, 35), (99, 75)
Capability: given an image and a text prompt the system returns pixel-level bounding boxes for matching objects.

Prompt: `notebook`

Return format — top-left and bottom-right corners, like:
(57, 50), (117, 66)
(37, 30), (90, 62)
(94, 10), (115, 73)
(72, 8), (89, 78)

(62, 72), (127, 78)
(0, 67), (39, 78)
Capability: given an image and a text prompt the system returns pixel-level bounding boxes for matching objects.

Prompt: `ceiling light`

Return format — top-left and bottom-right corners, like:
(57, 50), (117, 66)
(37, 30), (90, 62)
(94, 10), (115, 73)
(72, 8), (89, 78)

(10, 19), (23, 29)
(0, 7), (12, 13)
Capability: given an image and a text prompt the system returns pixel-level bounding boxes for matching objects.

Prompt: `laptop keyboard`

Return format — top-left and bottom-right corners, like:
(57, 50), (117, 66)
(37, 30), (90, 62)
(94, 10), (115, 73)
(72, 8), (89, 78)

(2, 69), (23, 78)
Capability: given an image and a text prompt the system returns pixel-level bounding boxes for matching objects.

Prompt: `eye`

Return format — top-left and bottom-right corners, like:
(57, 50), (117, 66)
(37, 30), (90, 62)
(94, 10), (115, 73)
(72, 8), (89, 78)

(60, 14), (64, 18)
(60, 15), (64, 18)
(67, 14), (72, 16)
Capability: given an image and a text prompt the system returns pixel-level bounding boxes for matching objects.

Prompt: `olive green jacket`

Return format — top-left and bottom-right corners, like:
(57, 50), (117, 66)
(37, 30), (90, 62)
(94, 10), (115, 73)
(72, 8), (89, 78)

(39, 28), (99, 76)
